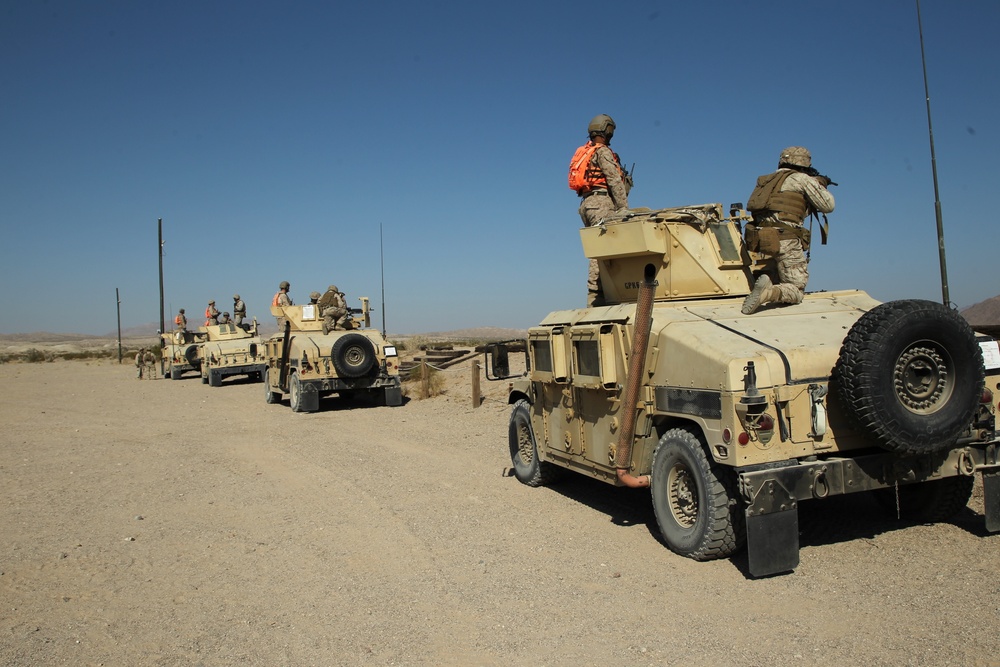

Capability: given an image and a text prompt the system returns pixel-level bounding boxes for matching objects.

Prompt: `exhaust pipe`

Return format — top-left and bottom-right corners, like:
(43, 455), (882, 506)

(615, 263), (656, 488)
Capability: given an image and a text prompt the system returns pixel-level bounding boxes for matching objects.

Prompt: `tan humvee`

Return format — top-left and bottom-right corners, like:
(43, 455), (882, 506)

(198, 320), (267, 387)
(489, 203), (1000, 576)
(161, 329), (207, 380)
(263, 296), (402, 412)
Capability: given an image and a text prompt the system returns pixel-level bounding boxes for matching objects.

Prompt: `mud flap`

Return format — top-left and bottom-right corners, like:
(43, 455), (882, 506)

(299, 383), (320, 412)
(746, 509), (799, 577)
(983, 470), (1000, 533)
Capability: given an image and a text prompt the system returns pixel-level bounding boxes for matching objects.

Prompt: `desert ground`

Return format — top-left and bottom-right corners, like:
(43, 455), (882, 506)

(3, 348), (1000, 666)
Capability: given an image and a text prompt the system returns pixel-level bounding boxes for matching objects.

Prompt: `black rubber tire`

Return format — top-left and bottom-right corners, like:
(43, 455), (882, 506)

(164, 365), (172, 380)
(263, 368), (281, 404)
(288, 372), (304, 412)
(208, 369), (221, 387)
(184, 345), (200, 367)
(833, 299), (983, 455)
(330, 334), (377, 379)
(873, 475), (975, 523)
(508, 399), (561, 486)
(651, 427), (745, 561)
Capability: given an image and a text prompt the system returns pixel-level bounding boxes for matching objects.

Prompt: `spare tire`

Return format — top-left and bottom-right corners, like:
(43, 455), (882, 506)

(331, 334), (377, 379)
(833, 299), (983, 454)
(184, 344), (200, 367)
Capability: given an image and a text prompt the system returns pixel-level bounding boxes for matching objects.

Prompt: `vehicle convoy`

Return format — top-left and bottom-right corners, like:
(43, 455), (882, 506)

(198, 320), (266, 387)
(488, 202), (1000, 576)
(161, 329), (207, 380)
(263, 297), (402, 412)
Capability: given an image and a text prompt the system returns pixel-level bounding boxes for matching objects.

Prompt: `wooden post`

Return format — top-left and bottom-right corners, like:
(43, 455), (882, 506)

(471, 360), (481, 408)
(421, 360), (429, 399)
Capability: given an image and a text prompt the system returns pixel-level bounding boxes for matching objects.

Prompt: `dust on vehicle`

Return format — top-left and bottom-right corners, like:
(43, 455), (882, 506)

(488, 202), (1000, 576)
(263, 296), (402, 412)
(161, 329), (207, 380)
(198, 320), (267, 387)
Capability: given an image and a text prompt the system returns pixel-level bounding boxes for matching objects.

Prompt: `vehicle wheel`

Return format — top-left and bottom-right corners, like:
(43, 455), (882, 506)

(208, 369), (221, 387)
(873, 475), (975, 523)
(184, 345), (200, 366)
(330, 334), (377, 379)
(508, 399), (560, 486)
(834, 300), (983, 455)
(651, 427), (745, 561)
(263, 368), (281, 404)
(164, 365), (172, 380)
(288, 372), (304, 412)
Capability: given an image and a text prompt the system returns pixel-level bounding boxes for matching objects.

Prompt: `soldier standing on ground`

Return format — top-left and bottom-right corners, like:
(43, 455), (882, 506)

(569, 114), (632, 307)
(135, 349), (144, 379)
(143, 348), (157, 379)
(272, 281), (293, 329)
(204, 300), (220, 326)
(742, 146), (836, 315)
(318, 285), (350, 335)
(232, 294), (246, 326)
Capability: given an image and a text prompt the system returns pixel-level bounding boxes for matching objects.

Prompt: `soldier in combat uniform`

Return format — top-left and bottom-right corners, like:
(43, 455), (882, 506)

(742, 146), (835, 315)
(568, 114), (632, 307)
(272, 281), (293, 329)
(318, 285), (350, 335)
(143, 348), (157, 379)
(204, 300), (220, 326)
(232, 294), (246, 326)
(135, 348), (144, 379)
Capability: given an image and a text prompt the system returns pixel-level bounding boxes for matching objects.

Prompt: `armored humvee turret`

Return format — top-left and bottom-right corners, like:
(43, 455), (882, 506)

(489, 203), (1000, 576)
(161, 329), (207, 380)
(263, 297), (402, 412)
(198, 320), (266, 387)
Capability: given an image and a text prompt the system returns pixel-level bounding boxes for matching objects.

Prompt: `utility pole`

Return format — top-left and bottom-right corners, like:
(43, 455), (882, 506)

(158, 218), (165, 374)
(116, 287), (122, 364)
(916, 0), (950, 305)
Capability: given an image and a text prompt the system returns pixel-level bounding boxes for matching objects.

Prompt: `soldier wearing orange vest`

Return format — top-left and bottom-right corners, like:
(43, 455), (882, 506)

(568, 114), (632, 306)
(204, 300), (219, 326)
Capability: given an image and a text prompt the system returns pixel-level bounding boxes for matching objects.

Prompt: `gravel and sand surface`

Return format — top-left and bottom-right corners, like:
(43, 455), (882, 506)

(2, 356), (1000, 666)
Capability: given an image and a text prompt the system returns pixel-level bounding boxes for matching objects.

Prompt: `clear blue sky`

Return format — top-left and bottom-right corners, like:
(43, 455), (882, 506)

(2, 1), (998, 335)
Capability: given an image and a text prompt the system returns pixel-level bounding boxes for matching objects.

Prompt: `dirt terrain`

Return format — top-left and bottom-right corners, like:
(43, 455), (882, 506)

(2, 355), (1000, 666)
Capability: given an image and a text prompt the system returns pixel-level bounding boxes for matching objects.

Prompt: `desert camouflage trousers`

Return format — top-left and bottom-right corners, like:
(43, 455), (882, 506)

(773, 238), (808, 305)
(578, 192), (617, 307)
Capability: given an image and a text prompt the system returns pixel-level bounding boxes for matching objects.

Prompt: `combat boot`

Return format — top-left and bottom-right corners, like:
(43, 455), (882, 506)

(742, 274), (775, 315)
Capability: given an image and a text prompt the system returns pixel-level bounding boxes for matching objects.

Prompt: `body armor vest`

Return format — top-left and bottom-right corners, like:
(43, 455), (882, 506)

(747, 170), (809, 225)
(568, 142), (624, 193)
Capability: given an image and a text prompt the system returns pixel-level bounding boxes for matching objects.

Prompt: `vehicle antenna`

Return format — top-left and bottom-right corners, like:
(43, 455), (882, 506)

(380, 223), (387, 338)
(916, 0), (950, 305)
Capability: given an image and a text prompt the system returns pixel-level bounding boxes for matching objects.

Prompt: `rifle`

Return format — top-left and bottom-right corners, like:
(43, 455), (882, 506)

(802, 165), (838, 187)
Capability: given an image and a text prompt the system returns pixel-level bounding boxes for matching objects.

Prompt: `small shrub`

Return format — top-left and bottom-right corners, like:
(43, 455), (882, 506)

(24, 348), (45, 363)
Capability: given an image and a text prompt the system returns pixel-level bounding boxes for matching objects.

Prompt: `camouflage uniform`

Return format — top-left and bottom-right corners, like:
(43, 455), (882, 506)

(748, 169), (834, 306)
(318, 286), (349, 334)
(577, 146), (630, 307)
(233, 296), (246, 326)
(273, 284), (292, 330)
(135, 351), (144, 379)
(205, 302), (219, 326)
(143, 349), (157, 379)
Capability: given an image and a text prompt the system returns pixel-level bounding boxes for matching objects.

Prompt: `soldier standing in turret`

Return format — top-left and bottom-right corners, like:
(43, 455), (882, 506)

(569, 114), (632, 307)
(232, 294), (246, 326)
(742, 146), (835, 315)
(272, 281), (293, 329)
(204, 300), (220, 325)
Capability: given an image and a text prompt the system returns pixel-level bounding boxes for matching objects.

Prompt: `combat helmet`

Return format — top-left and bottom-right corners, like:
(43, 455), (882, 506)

(588, 114), (616, 139)
(328, 285), (339, 293)
(233, 294), (240, 300)
(779, 146), (811, 168)
(310, 291), (321, 300)
(279, 281), (290, 290)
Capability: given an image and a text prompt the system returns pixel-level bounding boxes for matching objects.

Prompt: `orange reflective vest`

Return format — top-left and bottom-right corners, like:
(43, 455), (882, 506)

(568, 142), (623, 193)
(272, 292), (282, 307)
(174, 314), (185, 327)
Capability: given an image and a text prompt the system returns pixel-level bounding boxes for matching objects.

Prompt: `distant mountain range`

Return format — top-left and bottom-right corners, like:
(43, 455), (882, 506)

(962, 295), (1000, 337)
